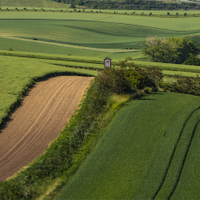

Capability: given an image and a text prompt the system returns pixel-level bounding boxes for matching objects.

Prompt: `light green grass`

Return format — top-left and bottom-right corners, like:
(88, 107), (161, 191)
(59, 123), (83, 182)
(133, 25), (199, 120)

(85, 9), (200, 15)
(58, 92), (200, 199)
(0, 12), (199, 32)
(0, 12), (199, 61)
(133, 60), (200, 74)
(0, 55), (97, 125)
(0, 12), (199, 58)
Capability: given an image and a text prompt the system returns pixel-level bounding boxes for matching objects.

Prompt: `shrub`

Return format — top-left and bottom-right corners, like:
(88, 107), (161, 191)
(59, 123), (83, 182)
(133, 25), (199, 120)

(184, 13), (187, 16)
(96, 61), (162, 94)
(70, 3), (76, 8)
(142, 36), (200, 64)
(184, 55), (200, 66)
(160, 75), (200, 96)
(7, 47), (14, 51)
(125, 56), (132, 61)
(167, 12), (170, 15)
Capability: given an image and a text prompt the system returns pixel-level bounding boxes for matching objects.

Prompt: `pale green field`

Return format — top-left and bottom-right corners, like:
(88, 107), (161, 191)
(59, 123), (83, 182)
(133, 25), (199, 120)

(0, 12), (199, 60)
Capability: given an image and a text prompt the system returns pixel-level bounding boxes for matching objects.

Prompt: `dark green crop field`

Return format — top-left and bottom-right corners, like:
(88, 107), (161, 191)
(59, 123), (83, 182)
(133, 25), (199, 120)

(58, 92), (200, 199)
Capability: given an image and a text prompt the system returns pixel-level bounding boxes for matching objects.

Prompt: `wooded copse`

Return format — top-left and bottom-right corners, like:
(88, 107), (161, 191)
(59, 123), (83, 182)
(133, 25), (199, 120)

(142, 36), (200, 64)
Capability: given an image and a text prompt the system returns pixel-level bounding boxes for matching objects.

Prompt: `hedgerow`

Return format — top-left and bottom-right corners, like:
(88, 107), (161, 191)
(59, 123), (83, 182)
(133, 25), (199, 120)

(160, 75), (200, 96)
(97, 61), (163, 94)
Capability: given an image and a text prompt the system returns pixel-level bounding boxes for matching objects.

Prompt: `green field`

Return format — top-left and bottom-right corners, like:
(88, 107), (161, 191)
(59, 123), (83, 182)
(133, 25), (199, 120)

(1, 8), (200, 199)
(58, 92), (200, 199)
(0, 12), (200, 60)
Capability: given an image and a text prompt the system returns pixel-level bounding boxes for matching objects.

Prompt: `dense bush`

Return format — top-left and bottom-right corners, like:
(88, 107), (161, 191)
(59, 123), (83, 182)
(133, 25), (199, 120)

(142, 37), (199, 64)
(160, 75), (200, 96)
(184, 55), (200, 66)
(96, 61), (163, 94)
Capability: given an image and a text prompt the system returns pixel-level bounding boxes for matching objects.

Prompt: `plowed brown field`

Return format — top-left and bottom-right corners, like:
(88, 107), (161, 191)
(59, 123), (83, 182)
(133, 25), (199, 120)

(0, 76), (93, 182)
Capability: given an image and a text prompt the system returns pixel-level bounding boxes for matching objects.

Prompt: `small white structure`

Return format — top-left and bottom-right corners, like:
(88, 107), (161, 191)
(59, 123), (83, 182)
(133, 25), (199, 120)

(104, 58), (112, 68)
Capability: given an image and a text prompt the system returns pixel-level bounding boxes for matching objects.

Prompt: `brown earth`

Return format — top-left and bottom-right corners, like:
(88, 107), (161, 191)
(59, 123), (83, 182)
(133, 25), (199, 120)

(0, 76), (93, 182)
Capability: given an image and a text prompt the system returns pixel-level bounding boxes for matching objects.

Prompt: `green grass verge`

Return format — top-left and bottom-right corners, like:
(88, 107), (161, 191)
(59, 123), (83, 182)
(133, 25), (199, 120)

(58, 92), (200, 199)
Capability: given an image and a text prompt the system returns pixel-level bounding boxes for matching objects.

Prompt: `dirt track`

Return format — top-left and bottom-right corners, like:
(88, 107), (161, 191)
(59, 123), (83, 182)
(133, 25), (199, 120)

(0, 76), (93, 182)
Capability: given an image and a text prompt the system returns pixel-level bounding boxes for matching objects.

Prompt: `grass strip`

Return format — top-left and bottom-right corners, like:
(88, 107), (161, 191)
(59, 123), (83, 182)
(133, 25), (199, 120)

(0, 50), (120, 65)
(46, 60), (104, 70)
(133, 60), (200, 74)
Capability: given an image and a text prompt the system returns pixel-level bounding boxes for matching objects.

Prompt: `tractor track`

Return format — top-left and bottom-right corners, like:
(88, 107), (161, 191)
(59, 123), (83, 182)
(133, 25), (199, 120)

(153, 106), (200, 199)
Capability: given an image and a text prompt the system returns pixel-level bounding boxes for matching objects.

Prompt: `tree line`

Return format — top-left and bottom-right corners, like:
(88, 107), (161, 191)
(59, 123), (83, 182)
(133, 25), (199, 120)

(53, 0), (200, 10)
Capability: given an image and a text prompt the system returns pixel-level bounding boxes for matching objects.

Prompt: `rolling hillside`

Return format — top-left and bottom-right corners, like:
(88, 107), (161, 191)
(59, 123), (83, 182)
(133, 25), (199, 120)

(0, 12), (200, 60)
(58, 92), (200, 199)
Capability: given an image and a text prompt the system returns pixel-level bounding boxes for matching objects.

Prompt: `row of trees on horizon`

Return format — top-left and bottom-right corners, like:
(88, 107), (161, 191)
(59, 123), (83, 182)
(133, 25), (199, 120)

(52, 0), (200, 10)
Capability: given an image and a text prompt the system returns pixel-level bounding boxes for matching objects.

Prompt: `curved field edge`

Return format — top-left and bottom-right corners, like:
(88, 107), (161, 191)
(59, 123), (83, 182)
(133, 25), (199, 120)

(0, 55), (98, 128)
(57, 92), (200, 199)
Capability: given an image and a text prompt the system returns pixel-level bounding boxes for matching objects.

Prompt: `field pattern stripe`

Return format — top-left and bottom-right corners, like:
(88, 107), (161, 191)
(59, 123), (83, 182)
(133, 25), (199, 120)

(152, 106), (200, 199)
(167, 119), (200, 199)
